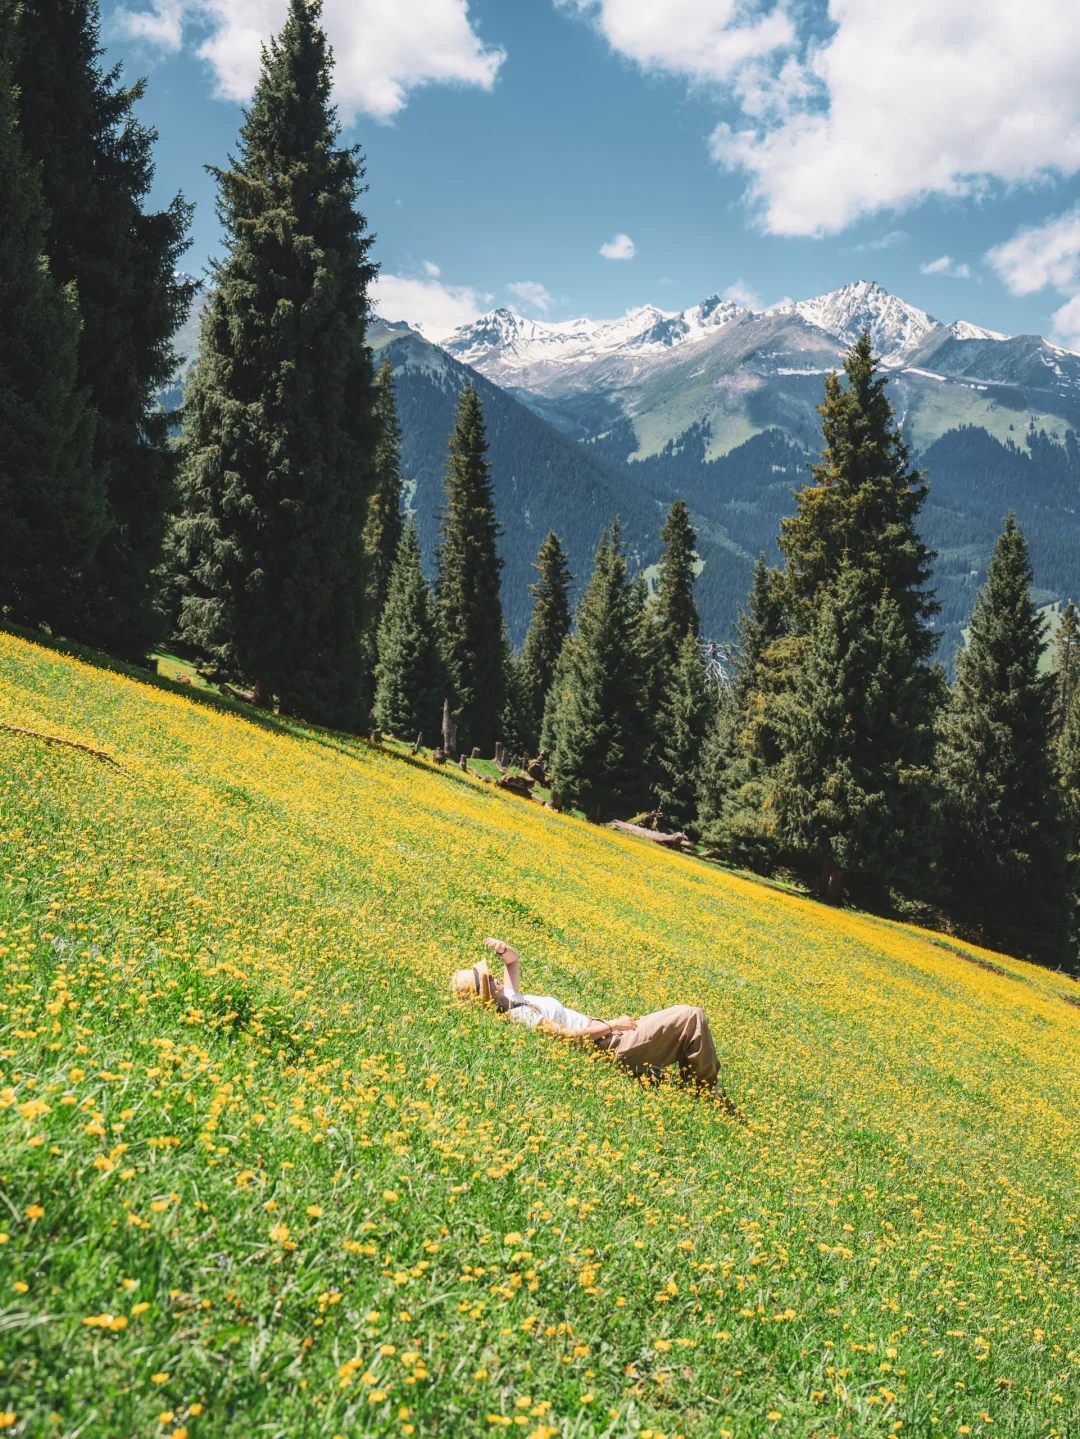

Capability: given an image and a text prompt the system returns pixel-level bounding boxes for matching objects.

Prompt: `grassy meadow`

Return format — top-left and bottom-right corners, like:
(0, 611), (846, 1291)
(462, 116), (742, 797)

(0, 631), (1078, 1438)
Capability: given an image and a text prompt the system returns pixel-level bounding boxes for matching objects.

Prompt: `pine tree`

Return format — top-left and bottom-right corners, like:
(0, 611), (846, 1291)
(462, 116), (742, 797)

(500, 632), (534, 758)
(774, 567), (939, 903)
(1052, 601), (1080, 723)
(175, 0), (377, 726)
(656, 631), (710, 830)
(373, 520), (447, 742)
(436, 384), (505, 752)
(365, 359), (404, 625)
(15, 0), (193, 657)
(362, 357), (404, 704)
(0, 1), (101, 624)
(519, 531), (572, 751)
(656, 499), (700, 660)
(779, 331), (937, 651)
(938, 516), (1073, 966)
(546, 521), (651, 820)
(697, 554), (787, 865)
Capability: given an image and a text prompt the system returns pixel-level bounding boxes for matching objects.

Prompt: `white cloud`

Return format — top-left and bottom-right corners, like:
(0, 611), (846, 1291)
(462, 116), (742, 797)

(507, 280), (554, 313)
(371, 273), (492, 341)
(557, 0), (795, 83)
(721, 279), (762, 310)
(985, 206), (1080, 350)
(985, 207), (1080, 296)
(600, 232), (636, 260)
(115, 0), (504, 122)
(563, 0), (1080, 238)
(423, 260), (442, 277)
(920, 255), (972, 280)
(1050, 295), (1080, 352)
(844, 229), (909, 254)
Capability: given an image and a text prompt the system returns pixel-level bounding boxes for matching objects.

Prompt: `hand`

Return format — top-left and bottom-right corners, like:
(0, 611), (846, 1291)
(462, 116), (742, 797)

(606, 1016), (638, 1032)
(484, 937), (508, 957)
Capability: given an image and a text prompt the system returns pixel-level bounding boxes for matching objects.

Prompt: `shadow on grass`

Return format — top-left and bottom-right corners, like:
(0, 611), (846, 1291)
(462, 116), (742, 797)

(0, 620), (495, 802)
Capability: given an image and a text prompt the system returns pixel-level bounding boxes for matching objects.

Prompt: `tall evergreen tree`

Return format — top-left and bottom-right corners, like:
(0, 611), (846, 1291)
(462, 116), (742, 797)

(362, 357), (404, 705)
(365, 358), (404, 625)
(656, 631), (710, 830)
(0, 1), (101, 624)
(545, 521), (651, 820)
(436, 384), (505, 752)
(1052, 600), (1080, 723)
(697, 555), (787, 865)
(15, 0), (193, 657)
(656, 499), (700, 660)
(779, 331), (938, 650)
(774, 567), (939, 903)
(519, 531), (572, 750)
(938, 515), (1073, 967)
(175, 0), (377, 727)
(373, 520), (446, 742)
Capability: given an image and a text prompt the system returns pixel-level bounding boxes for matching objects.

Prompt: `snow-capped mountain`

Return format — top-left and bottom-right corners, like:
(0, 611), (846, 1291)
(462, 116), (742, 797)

(776, 279), (940, 366)
(439, 279), (1080, 460)
(444, 280), (1027, 386)
(445, 295), (746, 385)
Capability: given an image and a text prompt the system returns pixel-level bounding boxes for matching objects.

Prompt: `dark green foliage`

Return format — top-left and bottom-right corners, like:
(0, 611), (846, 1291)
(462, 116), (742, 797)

(366, 358), (405, 623)
(518, 531), (572, 752)
(362, 357), (404, 703)
(1052, 601), (1080, 723)
(656, 632), (710, 831)
(436, 384), (505, 752)
(774, 568), (940, 903)
(499, 632), (534, 758)
(938, 516), (1073, 967)
(779, 332), (937, 652)
(175, 0), (377, 727)
(546, 522), (651, 820)
(697, 555), (787, 866)
(373, 520), (446, 742)
(15, 0), (193, 657)
(369, 326), (667, 647)
(0, 2), (101, 624)
(656, 499), (700, 660)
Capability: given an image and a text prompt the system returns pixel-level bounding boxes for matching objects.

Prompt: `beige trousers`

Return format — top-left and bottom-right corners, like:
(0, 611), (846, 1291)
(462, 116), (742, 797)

(601, 1004), (719, 1087)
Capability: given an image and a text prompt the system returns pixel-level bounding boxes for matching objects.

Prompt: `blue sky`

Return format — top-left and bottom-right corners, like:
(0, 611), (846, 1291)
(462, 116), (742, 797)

(104, 0), (1080, 343)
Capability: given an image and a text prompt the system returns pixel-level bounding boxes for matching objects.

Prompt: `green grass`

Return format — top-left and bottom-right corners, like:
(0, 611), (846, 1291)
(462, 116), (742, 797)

(0, 630), (1078, 1439)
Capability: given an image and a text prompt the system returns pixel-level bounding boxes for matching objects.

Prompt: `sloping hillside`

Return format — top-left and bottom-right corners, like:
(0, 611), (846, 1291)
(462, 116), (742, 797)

(1, 632), (1078, 1436)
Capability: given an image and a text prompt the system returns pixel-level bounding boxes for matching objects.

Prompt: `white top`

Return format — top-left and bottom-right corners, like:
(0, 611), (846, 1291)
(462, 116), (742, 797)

(503, 978), (591, 1035)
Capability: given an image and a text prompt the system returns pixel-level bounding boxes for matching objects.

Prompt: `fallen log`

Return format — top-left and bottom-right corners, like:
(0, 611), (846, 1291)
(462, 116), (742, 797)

(0, 722), (122, 770)
(607, 819), (689, 848)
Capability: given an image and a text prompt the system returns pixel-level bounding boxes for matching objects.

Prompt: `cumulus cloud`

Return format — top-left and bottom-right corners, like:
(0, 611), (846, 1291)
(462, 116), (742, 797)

(371, 273), (492, 341)
(920, 255), (972, 280)
(423, 260), (442, 278)
(557, 0), (794, 83)
(562, 0), (1080, 238)
(115, 0), (505, 122)
(986, 206), (1080, 351)
(1049, 295), (1080, 352)
(986, 207), (1080, 296)
(600, 232), (636, 260)
(721, 279), (762, 310)
(507, 280), (554, 313)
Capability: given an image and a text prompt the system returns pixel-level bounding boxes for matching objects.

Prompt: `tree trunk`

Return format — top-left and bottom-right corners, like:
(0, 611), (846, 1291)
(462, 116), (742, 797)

(820, 863), (845, 904)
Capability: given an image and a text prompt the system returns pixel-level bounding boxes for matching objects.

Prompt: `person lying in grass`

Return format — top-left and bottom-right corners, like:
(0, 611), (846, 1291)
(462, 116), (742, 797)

(451, 938), (730, 1100)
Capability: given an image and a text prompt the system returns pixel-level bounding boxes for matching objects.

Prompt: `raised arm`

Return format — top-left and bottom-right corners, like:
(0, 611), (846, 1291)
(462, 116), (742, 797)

(484, 937), (520, 993)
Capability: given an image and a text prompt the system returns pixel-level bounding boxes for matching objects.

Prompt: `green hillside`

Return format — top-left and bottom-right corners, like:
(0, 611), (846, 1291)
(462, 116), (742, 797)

(1, 632), (1078, 1437)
